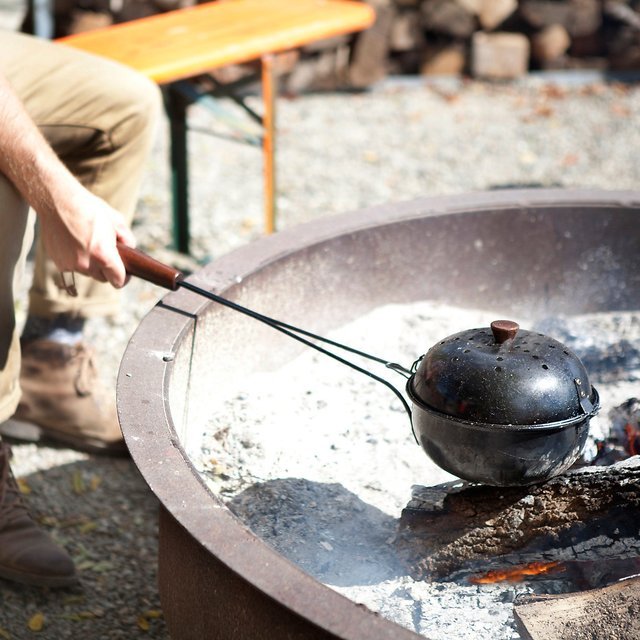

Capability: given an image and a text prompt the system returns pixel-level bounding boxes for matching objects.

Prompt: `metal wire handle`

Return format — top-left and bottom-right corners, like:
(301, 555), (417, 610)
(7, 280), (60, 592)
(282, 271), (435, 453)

(179, 280), (419, 443)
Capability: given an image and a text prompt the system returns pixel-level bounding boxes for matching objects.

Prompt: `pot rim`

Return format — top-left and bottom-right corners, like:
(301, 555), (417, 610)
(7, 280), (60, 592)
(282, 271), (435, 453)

(406, 380), (600, 432)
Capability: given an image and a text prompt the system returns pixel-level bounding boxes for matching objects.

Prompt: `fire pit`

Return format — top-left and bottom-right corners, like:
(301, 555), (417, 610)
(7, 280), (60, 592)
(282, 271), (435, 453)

(117, 189), (640, 640)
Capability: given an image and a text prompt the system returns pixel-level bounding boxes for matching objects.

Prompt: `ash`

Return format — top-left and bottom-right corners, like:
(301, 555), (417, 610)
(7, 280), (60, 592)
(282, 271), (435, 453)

(191, 303), (640, 640)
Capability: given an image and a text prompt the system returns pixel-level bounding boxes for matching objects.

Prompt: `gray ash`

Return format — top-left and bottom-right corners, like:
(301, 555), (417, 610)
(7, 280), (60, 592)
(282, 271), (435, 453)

(192, 304), (640, 640)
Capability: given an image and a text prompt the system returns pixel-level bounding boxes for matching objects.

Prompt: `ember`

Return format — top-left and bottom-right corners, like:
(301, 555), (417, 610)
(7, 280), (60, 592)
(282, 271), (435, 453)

(590, 398), (640, 464)
(468, 561), (564, 585)
(624, 421), (640, 457)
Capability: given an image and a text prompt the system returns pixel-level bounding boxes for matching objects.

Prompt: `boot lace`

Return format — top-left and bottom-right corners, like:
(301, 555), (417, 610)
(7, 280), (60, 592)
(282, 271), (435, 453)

(0, 443), (30, 528)
(73, 344), (97, 398)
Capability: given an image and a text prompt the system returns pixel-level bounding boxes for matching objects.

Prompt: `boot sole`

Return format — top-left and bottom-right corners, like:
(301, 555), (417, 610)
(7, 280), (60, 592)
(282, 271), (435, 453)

(0, 563), (78, 588)
(0, 418), (128, 456)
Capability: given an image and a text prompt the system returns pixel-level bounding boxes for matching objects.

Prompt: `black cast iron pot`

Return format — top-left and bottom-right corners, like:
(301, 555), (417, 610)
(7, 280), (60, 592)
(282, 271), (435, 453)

(406, 320), (600, 486)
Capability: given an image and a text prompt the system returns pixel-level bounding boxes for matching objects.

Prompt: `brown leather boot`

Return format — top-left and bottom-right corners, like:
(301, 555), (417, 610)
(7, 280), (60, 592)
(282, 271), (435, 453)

(0, 443), (77, 587)
(0, 340), (126, 455)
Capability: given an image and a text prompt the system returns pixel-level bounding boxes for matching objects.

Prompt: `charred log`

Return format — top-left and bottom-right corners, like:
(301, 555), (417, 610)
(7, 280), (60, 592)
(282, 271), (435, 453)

(395, 458), (640, 580)
(513, 576), (640, 640)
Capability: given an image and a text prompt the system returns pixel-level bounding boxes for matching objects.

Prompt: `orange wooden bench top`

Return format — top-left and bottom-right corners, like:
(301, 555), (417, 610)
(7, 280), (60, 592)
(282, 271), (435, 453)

(57, 0), (375, 84)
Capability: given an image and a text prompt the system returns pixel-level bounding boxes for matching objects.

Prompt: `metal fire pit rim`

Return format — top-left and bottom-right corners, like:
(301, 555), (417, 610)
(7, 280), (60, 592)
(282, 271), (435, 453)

(177, 187), (640, 296)
(117, 188), (640, 640)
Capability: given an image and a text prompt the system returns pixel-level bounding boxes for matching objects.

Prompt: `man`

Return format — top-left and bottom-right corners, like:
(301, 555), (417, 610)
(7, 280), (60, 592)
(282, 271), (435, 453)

(0, 31), (162, 586)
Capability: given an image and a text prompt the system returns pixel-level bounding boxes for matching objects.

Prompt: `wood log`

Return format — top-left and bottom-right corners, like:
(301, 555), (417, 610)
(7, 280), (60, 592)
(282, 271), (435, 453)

(603, 0), (640, 30)
(285, 47), (350, 93)
(513, 576), (640, 640)
(301, 34), (351, 54)
(348, 0), (396, 88)
(394, 458), (640, 580)
(471, 31), (530, 78)
(66, 10), (113, 34)
(531, 24), (571, 63)
(607, 25), (640, 71)
(478, 0), (518, 30)
(420, 0), (477, 38)
(420, 41), (467, 75)
(520, 0), (602, 38)
(456, 0), (482, 16)
(390, 10), (426, 51)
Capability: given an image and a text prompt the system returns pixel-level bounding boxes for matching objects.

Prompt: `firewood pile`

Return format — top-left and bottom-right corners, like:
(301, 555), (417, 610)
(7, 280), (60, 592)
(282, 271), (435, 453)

(347, 0), (640, 86)
(25, 0), (640, 90)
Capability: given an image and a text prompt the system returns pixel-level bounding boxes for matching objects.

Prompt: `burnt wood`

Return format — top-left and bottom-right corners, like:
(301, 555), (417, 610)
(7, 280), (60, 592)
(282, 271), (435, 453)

(395, 460), (640, 579)
(513, 576), (640, 640)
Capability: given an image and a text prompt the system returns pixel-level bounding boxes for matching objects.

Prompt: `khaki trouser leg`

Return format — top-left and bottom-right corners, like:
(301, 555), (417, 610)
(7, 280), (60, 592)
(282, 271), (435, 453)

(0, 31), (162, 318)
(0, 175), (34, 423)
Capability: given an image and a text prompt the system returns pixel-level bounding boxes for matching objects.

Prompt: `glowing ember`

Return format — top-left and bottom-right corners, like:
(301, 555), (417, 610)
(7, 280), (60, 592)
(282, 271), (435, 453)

(624, 422), (640, 457)
(468, 561), (564, 584)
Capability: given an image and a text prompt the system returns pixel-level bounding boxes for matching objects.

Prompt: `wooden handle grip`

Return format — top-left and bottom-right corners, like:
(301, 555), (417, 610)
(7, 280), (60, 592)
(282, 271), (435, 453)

(117, 242), (183, 291)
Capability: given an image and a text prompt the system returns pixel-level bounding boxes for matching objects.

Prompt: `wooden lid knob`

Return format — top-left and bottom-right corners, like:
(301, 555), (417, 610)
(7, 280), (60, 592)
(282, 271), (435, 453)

(491, 320), (519, 344)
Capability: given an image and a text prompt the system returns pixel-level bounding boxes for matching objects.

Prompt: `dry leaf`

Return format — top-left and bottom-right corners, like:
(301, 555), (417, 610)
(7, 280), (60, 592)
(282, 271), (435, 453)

(27, 612), (44, 632)
(71, 470), (86, 494)
(137, 616), (150, 631)
(79, 521), (98, 534)
(561, 153), (579, 167)
(580, 83), (606, 97)
(534, 103), (554, 118)
(0, 626), (11, 639)
(240, 218), (256, 232)
(90, 561), (113, 573)
(540, 84), (566, 100)
(142, 610), (163, 619)
(77, 611), (98, 620)
(611, 103), (631, 117)
(16, 478), (31, 495)
(362, 150), (379, 164)
(89, 475), (102, 491)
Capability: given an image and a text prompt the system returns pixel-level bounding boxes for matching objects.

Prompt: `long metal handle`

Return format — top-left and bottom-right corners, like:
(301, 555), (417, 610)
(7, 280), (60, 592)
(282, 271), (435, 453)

(117, 242), (417, 439)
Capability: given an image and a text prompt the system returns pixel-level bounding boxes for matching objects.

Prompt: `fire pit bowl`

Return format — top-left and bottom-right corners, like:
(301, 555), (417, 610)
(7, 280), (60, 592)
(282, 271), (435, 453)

(117, 189), (640, 640)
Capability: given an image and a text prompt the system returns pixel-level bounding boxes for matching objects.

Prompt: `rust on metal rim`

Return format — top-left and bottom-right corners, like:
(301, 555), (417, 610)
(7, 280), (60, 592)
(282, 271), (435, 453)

(117, 189), (640, 639)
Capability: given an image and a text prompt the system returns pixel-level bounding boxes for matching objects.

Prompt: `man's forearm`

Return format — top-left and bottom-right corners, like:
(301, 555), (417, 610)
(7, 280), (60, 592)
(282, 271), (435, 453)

(0, 72), (78, 223)
(0, 71), (133, 287)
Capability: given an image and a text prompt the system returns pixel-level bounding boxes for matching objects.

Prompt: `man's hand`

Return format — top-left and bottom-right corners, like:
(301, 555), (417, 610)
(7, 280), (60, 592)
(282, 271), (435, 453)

(39, 187), (135, 289)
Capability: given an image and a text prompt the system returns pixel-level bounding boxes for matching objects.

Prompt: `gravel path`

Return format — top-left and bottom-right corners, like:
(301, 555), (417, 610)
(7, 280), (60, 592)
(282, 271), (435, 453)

(1, 4), (640, 634)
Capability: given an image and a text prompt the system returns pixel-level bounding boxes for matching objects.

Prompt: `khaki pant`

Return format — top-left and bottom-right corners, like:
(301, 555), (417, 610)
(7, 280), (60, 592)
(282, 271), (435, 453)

(0, 31), (162, 422)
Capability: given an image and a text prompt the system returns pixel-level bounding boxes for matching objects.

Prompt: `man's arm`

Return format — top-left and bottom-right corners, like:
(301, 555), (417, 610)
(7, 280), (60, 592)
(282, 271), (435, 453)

(0, 71), (135, 288)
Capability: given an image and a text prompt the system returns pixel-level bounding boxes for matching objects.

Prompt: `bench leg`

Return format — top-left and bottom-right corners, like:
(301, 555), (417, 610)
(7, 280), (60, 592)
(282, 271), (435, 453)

(261, 54), (277, 235)
(165, 85), (191, 254)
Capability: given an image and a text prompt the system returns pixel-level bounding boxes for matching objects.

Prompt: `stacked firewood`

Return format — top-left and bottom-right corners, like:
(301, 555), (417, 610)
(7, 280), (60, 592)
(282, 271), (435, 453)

(25, 0), (640, 89)
(345, 0), (640, 86)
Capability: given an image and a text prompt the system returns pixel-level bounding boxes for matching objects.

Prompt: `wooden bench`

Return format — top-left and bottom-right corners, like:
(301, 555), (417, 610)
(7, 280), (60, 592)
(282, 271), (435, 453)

(57, 0), (375, 254)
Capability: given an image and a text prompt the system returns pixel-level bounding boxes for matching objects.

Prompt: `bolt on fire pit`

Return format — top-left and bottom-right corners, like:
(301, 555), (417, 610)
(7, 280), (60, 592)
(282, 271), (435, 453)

(117, 189), (640, 640)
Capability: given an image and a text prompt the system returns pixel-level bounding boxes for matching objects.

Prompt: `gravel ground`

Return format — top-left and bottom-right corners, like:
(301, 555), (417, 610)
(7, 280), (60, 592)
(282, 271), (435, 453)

(2, 2), (640, 636)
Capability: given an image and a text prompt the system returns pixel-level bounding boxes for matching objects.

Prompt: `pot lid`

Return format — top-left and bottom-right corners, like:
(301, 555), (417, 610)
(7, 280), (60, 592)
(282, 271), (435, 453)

(409, 320), (599, 426)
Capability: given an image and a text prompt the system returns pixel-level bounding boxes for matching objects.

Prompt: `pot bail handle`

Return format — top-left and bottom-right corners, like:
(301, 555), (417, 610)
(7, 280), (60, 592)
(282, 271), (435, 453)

(491, 320), (519, 344)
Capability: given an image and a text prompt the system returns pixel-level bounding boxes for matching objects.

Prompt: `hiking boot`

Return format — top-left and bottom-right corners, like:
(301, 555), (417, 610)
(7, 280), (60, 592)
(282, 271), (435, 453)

(0, 443), (77, 587)
(0, 340), (126, 455)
